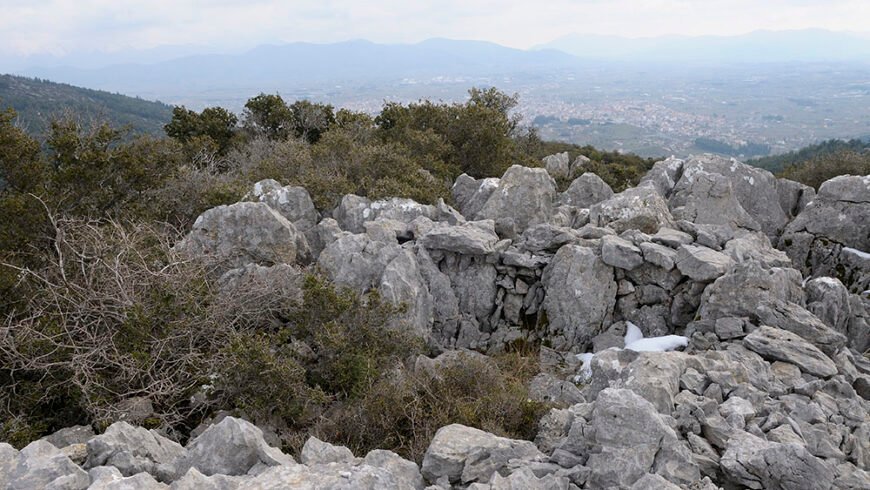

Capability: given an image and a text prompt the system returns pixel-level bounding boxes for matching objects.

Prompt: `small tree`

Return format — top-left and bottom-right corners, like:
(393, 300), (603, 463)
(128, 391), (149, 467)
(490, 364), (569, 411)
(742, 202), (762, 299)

(243, 93), (294, 140)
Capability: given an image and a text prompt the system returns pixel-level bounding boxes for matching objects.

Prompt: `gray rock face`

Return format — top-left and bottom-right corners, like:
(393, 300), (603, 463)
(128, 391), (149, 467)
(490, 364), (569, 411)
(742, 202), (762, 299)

(582, 388), (685, 488)
(7, 440), (89, 490)
(169, 467), (243, 490)
(252, 181), (320, 232)
(379, 248), (435, 336)
(421, 424), (544, 485)
(363, 450), (424, 490)
(475, 165), (557, 233)
(776, 178), (815, 219)
(542, 245), (617, 350)
(743, 326), (838, 378)
(0, 443), (17, 489)
(721, 431), (834, 490)
(755, 300), (847, 354)
(779, 175), (870, 290)
(453, 175), (500, 220)
(317, 233), (402, 293)
(601, 235), (644, 270)
(89, 471), (167, 489)
(559, 173), (614, 208)
(419, 221), (499, 255)
(699, 262), (804, 321)
(85, 422), (186, 481)
(299, 437), (355, 465)
(670, 170), (761, 231)
(543, 152), (571, 180)
(44, 425), (95, 450)
(179, 417), (293, 477)
(590, 185), (676, 234)
(674, 155), (789, 238)
(178, 202), (303, 272)
(674, 244), (733, 282)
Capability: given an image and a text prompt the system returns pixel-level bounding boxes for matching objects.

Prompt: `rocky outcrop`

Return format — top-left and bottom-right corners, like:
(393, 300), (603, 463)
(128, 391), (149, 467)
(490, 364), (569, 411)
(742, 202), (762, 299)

(84, 159), (869, 489)
(779, 175), (870, 293)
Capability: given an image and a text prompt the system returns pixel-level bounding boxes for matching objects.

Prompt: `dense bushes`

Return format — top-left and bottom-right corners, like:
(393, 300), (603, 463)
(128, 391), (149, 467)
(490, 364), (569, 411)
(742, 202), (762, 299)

(779, 149), (870, 190)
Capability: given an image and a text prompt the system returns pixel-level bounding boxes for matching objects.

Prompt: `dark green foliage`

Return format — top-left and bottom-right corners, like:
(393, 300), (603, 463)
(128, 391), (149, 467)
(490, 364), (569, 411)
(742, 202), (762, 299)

(693, 137), (770, 158)
(779, 149), (870, 190)
(243, 93), (295, 140)
(375, 88), (530, 179)
(165, 105), (239, 155)
(0, 74), (173, 137)
(749, 138), (870, 173)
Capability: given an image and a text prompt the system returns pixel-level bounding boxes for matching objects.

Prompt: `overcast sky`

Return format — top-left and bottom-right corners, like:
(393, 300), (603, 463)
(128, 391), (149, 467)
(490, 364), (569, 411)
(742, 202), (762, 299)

(2, 0), (869, 56)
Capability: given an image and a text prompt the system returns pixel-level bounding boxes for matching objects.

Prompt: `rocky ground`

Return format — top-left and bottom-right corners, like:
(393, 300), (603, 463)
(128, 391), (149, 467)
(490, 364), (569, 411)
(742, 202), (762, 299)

(1, 153), (868, 489)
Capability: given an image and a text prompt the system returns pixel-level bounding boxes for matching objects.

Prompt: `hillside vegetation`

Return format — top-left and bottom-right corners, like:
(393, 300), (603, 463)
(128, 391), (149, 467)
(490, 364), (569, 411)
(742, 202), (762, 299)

(0, 87), (653, 457)
(749, 138), (870, 173)
(0, 74), (173, 136)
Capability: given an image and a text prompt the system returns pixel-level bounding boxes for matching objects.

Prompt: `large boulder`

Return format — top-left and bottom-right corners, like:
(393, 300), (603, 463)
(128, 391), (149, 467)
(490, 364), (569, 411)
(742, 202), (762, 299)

(559, 172), (613, 208)
(779, 175), (870, 291)
(669, 170), (761, 231)
(699, 262), (804, 321)
(317, 233), (402, 293)
(418, 220), (499, 255)
(743, 326), (838, 378)
(85, 422), (186, 481)
(674, 244), (733, 282)
(721, 431), (834, 490)
(177, 202), (303, 272)
(543, 152), (571, 180)
(582, 389), (686, 488)
(378, 248), (434, 336)
(475, 165), (557, 233)
(589, 185), (675, 234)
(453, 175), (500, 220)
(672, 155), (789, 238)
(542, 245), (617, 350)
(421, 424), (545, 485)
(178, 417), (293, 477)
(6, 440), (89, 490)
(250, 181), (320, 232)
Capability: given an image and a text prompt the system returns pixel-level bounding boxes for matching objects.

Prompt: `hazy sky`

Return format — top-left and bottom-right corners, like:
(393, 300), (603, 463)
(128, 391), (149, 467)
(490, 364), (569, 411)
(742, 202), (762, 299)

(2, 0), (869, 55)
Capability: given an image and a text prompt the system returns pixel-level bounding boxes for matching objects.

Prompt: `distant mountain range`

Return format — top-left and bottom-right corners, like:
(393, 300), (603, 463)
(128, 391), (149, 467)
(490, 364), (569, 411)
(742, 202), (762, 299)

(0, 74), (173, 136)
(536, 29), (870, 63)
(12, 39), (576, 101)
(5, 30), (869, 108)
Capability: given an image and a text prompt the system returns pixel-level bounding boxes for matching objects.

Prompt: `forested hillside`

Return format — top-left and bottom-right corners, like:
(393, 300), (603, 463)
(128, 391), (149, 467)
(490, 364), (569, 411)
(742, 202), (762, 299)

(0, 74), (173, 136)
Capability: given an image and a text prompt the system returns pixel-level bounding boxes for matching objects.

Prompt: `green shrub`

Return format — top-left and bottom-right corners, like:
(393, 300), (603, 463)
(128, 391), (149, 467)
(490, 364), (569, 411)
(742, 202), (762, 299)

(316, 351), (552, 462)
(779, 149), (870, 190)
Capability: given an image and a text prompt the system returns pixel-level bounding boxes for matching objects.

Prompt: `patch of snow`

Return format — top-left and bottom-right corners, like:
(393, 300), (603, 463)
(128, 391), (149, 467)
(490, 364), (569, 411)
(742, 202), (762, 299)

(624, 321), (644, 346)
(815, 277), (842, 287)
(625, 335), (689, 352)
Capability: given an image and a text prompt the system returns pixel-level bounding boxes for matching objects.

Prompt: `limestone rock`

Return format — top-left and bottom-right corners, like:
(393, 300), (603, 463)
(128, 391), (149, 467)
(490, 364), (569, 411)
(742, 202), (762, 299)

(85, 422), (186, 481)
(178, 417), (293, 477)
(7, 440), (89, 490)
(299, 437), (355, 465)
(363, 449), (424, 490)
(674, 244), (733, 282)
(721, 430), (834, 490)
(421, 424), (544, 485)
(589, 185), (676, 234)
(743, 326), (838, 378)
(542, 245), (617, 350)
(559, 172), (613, 208)
(178, 202), (302, 272)
(543, 152), (571, 180)
(419, 221), (499, 255)
(475, 165), (557, 233)
(601, 235), (644, 270)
